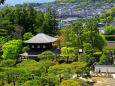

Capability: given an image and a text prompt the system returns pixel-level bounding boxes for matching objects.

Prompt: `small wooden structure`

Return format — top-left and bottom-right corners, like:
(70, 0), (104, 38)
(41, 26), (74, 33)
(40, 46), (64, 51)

(20, 33), (60, 59)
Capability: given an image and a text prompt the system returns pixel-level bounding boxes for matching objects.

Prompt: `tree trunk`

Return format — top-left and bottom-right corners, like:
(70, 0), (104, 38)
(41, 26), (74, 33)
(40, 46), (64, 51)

(13, 80), (15, 86)
(76, 54), (78, 62)
(67, 56), (69, 63)
(8, 74), (10, 84)
(1, 79), (4, 86)
(59, 74), (62, 83)
(32, 75), (34, 79)
(76, 48), (79, 62)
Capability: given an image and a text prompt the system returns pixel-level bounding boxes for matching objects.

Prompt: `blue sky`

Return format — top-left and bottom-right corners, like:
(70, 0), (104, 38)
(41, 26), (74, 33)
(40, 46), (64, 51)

(4, 0), (55, 5)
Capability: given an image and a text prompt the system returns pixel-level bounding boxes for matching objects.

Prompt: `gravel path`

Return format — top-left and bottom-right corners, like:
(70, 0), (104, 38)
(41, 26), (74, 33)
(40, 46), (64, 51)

(93, 78), (115, 86)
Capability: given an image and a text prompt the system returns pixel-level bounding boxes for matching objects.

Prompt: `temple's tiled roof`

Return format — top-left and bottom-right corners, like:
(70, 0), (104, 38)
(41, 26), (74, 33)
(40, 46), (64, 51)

(24, 33), (58, 44)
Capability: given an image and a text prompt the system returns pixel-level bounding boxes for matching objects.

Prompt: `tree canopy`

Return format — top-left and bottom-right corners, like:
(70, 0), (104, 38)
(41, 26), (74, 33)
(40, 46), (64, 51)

(2, 40), (22, 59)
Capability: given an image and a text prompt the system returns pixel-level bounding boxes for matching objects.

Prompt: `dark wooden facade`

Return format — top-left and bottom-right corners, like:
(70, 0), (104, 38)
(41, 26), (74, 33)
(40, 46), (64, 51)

(29, 43), (52, 51)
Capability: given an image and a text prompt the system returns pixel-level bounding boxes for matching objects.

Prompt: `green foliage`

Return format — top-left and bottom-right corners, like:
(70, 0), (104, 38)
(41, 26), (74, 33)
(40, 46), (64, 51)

(97, 34), (107, 50)
(2, 40), (22, 59)
(83, 43), (95, 54)
(99, 54), (110, 65)
(41, 8), (58, 35)
(0, 36), (6, 43)
(40, 74), (60, 86)
(15, 2), (41, 7)
(104, 46), (115, 50)
(79, 43), (100, 66)
(74, 79), (90, 86)
(71, 19), (106, 51)
(82, 27), (106, 50)
(105, 26), (115, 35)
(0, 29), (8, 37)
(93, 52), (102, 55)
(23, 79), (40, 86)
(0, 59), (16, 67)
(72, 20), (83, 36)
(71, 62), (87, 73)
(78, 53), (89, 63)
(104, 26), (115, 41)
(99, 7), (115, 24)
(38, 51), (56, 60)
(39, 60), (53, 73)
(0, 7), (36, 38)
(34, 9), (44, 33)
(16, 60), (38, 68)
(4, 68), (29, 85)
(61, 47), (77, 62)
(61, 47), (68, 57)
(17, 60), (46, 76)
(60, 28), (76, 47)
(48, 64), (73, 82)
(22, 45), (30, 53)
(63, 79), (90, 86)
(78, 53), (96, 66)
(83, 19), (98, 33)
(71, 62), (89, 78)
(0, 6), (58, 38)
(23, 32), (34, 41)
(60, 79), (81, 86)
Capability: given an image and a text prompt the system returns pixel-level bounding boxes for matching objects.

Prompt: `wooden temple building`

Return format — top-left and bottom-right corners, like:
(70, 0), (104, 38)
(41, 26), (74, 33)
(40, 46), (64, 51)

(20, 33), (61, 59)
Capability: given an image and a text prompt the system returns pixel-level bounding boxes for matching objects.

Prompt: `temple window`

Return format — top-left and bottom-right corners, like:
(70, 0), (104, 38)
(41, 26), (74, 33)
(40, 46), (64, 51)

(43, 45), (46, 48)
(37, 45), (40, 48)
(32, 45), (34, 48)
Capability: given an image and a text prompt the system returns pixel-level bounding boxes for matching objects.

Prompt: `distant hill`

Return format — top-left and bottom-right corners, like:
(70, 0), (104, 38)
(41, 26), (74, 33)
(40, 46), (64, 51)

(14, 0), (113, 7)
(54, 0), (113, 3)
(15, 2), (41, 7)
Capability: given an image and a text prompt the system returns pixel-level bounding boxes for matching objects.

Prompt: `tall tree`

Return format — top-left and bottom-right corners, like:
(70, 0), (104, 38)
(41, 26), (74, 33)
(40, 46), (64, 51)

(14, 7), (36, 34)
(61, 47), (77, 63)
(71, 62), (90, 78)
(34, 9), (44, 33)
(81, 20), (106, 50)
(51, 10), (58, 34)
(41, 8), (58, 35)
(27, 7), (36, 33)
(48, 64), (73, 83)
